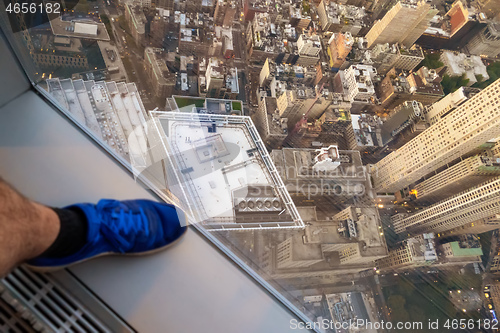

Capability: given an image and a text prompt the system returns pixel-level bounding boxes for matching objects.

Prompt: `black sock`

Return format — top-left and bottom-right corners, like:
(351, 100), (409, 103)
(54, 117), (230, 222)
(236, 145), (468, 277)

(40, 207), (88, 258)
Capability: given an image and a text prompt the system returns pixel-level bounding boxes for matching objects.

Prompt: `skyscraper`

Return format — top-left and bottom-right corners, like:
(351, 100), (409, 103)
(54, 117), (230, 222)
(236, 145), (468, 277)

(364, 0), (438, 48)
(376, 233), (483, 272)
(376, 233), (437, 272)
(411, 154), (500, 203)
(392, 177), (500, 236)
(372, 78), (500, 193)
(261, 206), (388, 280)
(464, 22), (500, 58)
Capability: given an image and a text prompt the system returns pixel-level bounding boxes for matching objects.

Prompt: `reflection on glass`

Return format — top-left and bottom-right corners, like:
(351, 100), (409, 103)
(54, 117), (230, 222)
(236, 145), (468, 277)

(2, 0), (500, 331)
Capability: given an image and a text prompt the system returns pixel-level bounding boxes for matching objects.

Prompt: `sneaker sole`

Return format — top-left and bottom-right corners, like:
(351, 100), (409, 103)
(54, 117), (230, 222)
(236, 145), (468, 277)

(24, 220), (189, 273)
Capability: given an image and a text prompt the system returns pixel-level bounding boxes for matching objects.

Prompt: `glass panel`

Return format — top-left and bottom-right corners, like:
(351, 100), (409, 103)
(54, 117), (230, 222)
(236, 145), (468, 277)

(2, 0), (500, 331)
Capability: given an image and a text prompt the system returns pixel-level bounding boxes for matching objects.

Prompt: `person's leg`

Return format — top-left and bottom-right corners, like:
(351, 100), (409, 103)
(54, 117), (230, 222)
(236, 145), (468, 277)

(0, 177), (60, 276)
(1, 177), (187, 275)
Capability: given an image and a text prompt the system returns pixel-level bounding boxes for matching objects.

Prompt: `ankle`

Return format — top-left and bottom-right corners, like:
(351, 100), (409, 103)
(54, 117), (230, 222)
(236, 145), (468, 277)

(25, 203), (60, 259)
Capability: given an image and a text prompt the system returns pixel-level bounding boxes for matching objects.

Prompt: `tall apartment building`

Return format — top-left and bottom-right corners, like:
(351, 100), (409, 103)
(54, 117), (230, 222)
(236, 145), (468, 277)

(316, 0), (366, 35)
(382, 100), (424, 136)
(440, 214), (500, 237)
(423, 86), (469, 125)
(338, 64), (378, 102)
(327, 32), (354, 69)
(411, 154), (500, 203)
(488, 283), (500, 316)
(214, 0), (237, 28)
(370, 43), (424, 74)
(202, 58), (239, 99)
(377, 66), (444, 110)
(144, 48), (175, 100)
(377, 233), (482, 271)
(276, 236), (324, 269)
(331, 207), (388, 265)
(317, 0), (344, 32)
(371, 78), (500, 193)
(271, 148), (372, 203)
(364, 0), (438, 48)
(276, 88), (310, 118)
(392, 177), (500, 235)
(376, 233), (437, 272)
(32, 52), (88, 70)
(288, 1), (312, 29)
(259, 58), (275, 87)
(274, 84), (333, 121)
(255, 96), (288, 149)
(297, 34), (322, 57)
(464, 22), (500, 58)
(417, 0), (487, 50)
(125, 5), (146, 46)
(263, 206), (387, 279)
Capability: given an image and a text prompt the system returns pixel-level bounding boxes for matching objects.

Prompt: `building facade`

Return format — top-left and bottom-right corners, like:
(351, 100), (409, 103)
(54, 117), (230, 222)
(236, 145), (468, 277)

(411, 154), (500, 203)
(392, 177), (500, 235)
(144, 48), (175, 100)
(372, 78), (500, 193)
(327, 32), (354, 70)
(364, 0), (438, 48)
(464, 22), (500, 58)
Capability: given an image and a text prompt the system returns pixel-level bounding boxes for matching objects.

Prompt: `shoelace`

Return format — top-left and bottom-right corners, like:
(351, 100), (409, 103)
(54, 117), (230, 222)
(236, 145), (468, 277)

(97, 200), (150, 253)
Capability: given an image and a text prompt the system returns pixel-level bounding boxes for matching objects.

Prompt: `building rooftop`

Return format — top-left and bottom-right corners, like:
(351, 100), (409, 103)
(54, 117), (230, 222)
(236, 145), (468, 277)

(378, 67), (444, 105)
(273, 147), (364, 180)
(351, 114), (385, 148)
(304, 207), (386, 252)
(45, 78), (148, 168)
(172, 96), (243, 115)
(250, 13), (297, 54)
(289, 1), (312, 21)
(423, 0), (479, 38)
(381, 100), (425, 138)
(49, 16), (110, 41)
(441, 50), (489, 85)
(264, 97), (288, 136)
(409, 233), (438, 262)
(246, 0), (281, 13)
(149, 110), (304, 231)
(322, 2), (366, 27)
(443, 234), (483, 257)
(448, 241), (483, 257)
(145, 48), (175, 85)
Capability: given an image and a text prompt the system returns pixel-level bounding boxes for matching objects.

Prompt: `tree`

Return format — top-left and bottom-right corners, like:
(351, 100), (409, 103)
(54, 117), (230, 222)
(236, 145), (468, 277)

(397, 277), (415, 297)
(473, 62), (500, 89)
(387, 295), (410, 322)
(441, 74), (469, 94)
(408, 305), (427, 324)
(417, 53), (444, 70)
(100, 14), (114, 42)
(74, 0), (90, 13)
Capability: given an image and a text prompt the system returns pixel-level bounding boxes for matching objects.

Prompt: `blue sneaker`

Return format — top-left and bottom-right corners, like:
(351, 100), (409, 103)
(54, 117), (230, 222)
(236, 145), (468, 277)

(26, 199), (188, 271)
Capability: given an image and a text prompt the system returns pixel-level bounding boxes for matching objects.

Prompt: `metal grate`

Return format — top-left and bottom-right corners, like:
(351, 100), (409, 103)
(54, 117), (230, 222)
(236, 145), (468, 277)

(0, 293), (37, 333)
(0, 266), (111, 333)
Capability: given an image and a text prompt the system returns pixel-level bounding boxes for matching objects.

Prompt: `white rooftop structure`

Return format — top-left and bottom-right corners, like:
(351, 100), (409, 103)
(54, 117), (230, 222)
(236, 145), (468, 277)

(312, 145), (340, 173)
(149, 111), (304, 231)
(342, 64), (377, 102)
(45, 78), (149, 169)
(74, 22), (98, 36)
(440, 51), (489, 86)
